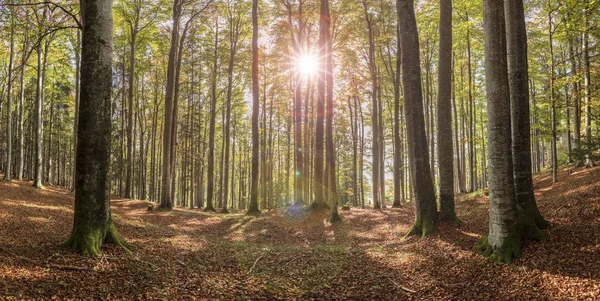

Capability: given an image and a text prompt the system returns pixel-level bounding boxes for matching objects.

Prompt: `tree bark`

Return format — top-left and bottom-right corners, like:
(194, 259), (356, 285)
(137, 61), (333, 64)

(506, 0), (549, 229)
(399, 0), (437, 237)
(247, 0), (261, 215)
(437, 0), (459, 224)
(475, 0), (543, 264)
(62, 0), (130, 256)
(159, 0), (181, 209)
(4, 12), (15, 181)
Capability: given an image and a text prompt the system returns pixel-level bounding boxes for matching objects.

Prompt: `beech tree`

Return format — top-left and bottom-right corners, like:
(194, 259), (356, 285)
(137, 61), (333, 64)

(62, 0), (130, 256)
(505, 0), (548, 229)
(246, 0), (260, 215)
(399, 0), (437, 237)
(475, 0), (543, 264)
(436, 0), (460, 223)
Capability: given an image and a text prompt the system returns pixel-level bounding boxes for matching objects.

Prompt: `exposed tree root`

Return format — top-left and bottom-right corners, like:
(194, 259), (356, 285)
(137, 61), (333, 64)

(405, 215), (436, 238)
(61, 223), (132, 257)
(474, 212), (545, 264)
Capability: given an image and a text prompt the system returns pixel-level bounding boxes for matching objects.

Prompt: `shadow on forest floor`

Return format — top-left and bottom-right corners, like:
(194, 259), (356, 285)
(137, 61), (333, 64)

(0, 167), (598, 300)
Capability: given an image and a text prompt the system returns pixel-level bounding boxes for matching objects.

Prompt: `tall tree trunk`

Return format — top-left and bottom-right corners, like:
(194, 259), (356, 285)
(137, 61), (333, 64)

(159, 0), (181, 209)
(399, 0), (437, 237)
(33, 44), (44, 189)
(71, 31), (81, 189)
(467, 26), (476, 192)
(222, 14), (240, 214)
(364, 1), (380, 210)
(322, 0), (340, 222)
(125, 26), (138, 200)
(475, 0), (543, 264)
(4, 14), (15, 181)
(437, 0), (459, 223)
(206, 18), (219, 212)
(392, 6), (403, 208)
(548, 4), (558, 183)
(62, 0), (130, 256)
(569, 39), (580, 148)
(583, 5), (592, 150)
(312, 0), (327, 210)
(247, 0), (261, 215)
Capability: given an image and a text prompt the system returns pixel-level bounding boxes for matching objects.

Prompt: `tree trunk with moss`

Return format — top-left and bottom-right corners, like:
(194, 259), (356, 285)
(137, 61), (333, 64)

(475, 0), (543, 264)
(505, 0), (548, 229)
(398, 0), (437, 237)
(62, 0), (130, 256)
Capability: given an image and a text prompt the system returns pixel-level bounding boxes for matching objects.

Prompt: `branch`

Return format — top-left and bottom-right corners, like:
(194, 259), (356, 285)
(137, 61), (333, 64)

(2, 1), (81, 29)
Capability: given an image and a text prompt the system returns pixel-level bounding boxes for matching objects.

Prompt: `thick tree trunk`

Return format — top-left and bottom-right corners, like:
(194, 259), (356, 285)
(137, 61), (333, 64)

(62, 0), (130, 256)
(160, 0), (181, 209)
(475, 0), (543, 264)
(399, 0), (437, 237)
(506, 0), (548, 229)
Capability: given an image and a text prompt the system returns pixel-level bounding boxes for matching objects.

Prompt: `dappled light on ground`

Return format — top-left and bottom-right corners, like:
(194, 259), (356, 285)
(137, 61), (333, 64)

(0, 167), (599, 299)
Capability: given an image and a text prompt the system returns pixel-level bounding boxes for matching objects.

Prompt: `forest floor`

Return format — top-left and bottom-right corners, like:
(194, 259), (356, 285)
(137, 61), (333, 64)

(0, 167), (599, 300)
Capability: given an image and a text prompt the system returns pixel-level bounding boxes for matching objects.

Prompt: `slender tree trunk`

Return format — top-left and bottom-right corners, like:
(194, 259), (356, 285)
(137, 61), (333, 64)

(312, 0), (328, 210)
(583, 5), (592, 150)
(33, 44), (44, 189)
(125, 26), (138, 200)
(4, 16), (15, 181)
(548, 5), (558, 183)
(321, 0), (340, 222)
(393, 8), (403, 208)
(570, 40), (580, 148)
(467, 26), (476, 192)
(437, 0), (460, 223)
(247, 0), (261, 215)
(222, 15), (240, 214)
(206, 18), (219, 212)
(364, 1), (380, 209)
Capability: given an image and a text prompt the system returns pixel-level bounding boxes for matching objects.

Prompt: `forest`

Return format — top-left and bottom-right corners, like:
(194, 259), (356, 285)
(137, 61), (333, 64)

(0, 0), (598, 299)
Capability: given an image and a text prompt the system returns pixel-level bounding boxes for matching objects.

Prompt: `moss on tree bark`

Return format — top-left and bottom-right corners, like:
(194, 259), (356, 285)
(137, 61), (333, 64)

(475, 212), (544, 264)
(62, 222), (131, 256)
